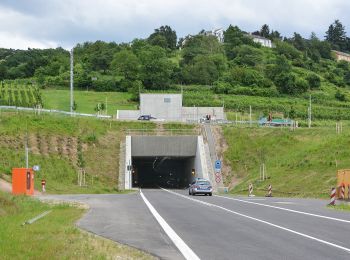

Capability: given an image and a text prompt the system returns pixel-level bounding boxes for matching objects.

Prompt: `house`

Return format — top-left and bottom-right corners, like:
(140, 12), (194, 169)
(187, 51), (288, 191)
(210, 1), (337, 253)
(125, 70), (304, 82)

(200, 28), (224, 43)
(332, 50), (350, 62)
(247, 34), (273, 48)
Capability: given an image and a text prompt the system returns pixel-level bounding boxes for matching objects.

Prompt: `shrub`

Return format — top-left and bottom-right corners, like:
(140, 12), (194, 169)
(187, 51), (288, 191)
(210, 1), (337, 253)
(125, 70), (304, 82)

(306, 73), (321, 89)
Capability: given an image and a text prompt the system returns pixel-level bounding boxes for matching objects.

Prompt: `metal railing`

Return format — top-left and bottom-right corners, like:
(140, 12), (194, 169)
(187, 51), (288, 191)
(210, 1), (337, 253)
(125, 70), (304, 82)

(0, 105), (112, 119)
(125, 128), (200, 136)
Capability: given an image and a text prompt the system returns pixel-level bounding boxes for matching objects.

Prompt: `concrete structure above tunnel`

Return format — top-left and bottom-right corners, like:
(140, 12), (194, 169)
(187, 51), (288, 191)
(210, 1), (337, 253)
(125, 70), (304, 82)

(117, 93), (225, 122)
(131, 136), (197, 157)
(123, 135), (212, 190)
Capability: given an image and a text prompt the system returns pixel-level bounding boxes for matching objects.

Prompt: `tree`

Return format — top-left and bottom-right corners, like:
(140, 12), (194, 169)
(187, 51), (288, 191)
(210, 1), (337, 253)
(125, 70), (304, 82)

(223, 25), (257, 60)
(291, 33), (306, 51)
(148, 25), (177, 50)
(138, 45), (174, 89)
(182, 35), (224, 64)
(325, 20), (347, 51)
(111, 50), (140, 81)
(260, 24), (270, 38)
(182, 54), (227, 85)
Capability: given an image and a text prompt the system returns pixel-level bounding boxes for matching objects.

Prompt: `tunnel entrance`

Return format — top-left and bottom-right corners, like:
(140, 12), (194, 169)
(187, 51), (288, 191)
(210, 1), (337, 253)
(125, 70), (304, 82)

(122, 135), (211, 190)
(132, 156), (194, 188)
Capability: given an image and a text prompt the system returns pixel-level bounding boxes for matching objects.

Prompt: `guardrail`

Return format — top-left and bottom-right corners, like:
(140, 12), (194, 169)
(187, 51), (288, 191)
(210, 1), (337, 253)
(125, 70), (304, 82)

(125, 128), (200, 136)
(0, 105), (112, 119)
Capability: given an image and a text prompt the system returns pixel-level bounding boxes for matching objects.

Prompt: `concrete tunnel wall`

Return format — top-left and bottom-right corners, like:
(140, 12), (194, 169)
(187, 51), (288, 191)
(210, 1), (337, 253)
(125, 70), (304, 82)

(124, 136), (210, 189)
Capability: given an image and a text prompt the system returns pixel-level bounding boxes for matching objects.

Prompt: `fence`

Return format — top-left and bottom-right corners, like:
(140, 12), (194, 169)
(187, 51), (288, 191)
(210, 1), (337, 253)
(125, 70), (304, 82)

(0, 105), (112, 119)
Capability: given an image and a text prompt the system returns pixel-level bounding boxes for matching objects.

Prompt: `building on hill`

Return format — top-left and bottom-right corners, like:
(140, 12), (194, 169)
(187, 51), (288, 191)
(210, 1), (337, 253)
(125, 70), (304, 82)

(200, 28), (224, 43)
(332, 50), (350, 62)
(246, 34), (273, 48)
(117, 94), (225, 122)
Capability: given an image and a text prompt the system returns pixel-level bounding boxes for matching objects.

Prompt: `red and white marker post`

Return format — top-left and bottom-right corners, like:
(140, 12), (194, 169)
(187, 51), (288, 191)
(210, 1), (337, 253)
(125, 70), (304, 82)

(266, 184), (272, 197)
(340, 184), (345, 200)
(248, 183), (254, 197)
(329, 187), (336, 206)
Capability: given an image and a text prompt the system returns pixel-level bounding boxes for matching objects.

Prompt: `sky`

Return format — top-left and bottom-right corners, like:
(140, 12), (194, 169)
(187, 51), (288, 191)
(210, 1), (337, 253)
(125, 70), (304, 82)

(0, 0), (349, 50)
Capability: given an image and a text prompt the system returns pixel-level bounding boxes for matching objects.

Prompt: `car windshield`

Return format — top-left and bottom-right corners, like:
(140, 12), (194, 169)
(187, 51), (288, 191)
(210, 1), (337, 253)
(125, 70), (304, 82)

(198, 181), (210, 185)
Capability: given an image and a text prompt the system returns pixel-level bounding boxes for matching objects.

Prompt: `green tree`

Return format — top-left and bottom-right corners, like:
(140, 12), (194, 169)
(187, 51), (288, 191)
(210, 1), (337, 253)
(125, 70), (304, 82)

(325, 20), (347, 51)
(224, 25), (257, 59)
(138, 45), (174, 89)
(260, 24), (270, 38)
(111, 50), (140, 81)
(148, 25), (177, 50)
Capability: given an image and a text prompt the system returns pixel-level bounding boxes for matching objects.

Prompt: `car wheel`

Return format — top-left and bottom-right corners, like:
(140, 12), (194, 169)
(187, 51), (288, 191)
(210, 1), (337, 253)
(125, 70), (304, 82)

(189, 190), (191, 195)
(192, 192), (196, 196)
(209, 193), (212, 196)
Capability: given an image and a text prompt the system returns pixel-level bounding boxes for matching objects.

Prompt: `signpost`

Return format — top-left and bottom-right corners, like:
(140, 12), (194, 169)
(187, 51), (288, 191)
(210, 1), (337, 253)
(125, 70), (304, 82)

(215, 160), (221, 183)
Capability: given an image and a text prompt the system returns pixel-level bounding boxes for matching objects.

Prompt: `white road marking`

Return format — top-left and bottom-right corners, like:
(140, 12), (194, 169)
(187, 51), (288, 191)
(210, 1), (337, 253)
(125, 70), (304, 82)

(274, 202), (296, 205)
(161, 188), (350, 254)
(215, 195), (350, 224)
(139, 189), (200, 260)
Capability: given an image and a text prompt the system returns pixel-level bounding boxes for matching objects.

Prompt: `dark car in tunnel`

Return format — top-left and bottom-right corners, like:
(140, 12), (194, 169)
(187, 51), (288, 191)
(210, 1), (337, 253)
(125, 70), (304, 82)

(189, 179), (213, 196)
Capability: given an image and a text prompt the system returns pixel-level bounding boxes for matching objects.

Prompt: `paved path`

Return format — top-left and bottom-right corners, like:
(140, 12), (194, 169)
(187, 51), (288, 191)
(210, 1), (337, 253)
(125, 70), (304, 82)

(39, 190), (350, 260)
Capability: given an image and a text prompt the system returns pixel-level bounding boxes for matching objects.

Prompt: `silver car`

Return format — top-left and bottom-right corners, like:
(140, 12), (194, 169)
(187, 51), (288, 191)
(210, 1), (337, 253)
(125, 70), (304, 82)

(189, 179), (212, 196)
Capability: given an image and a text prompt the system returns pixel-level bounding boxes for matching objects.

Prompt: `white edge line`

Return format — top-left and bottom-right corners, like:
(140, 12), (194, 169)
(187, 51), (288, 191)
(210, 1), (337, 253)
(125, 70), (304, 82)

(161, 188), (350, 254)
(139, 189), (200, 260)
(215, 195), (350, 224)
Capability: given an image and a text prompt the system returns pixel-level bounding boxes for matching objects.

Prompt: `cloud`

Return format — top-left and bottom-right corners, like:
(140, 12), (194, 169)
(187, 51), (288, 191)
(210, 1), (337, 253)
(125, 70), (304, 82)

(0, 0), (349, 49)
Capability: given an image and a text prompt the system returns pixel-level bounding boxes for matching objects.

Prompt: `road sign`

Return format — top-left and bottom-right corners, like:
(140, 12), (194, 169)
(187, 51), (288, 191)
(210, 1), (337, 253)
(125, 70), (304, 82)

(33, 165), (40, 171)
(215, 160), (221, 170)
(215, 176), (221, 183)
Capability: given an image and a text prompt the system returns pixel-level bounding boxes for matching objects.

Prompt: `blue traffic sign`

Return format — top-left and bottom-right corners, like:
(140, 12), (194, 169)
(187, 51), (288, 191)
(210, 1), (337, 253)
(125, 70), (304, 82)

(215, 160), (221, 170)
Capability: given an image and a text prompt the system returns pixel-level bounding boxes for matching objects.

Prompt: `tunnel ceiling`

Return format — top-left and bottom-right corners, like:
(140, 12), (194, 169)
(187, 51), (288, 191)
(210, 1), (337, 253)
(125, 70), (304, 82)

(131, 136), (197, 157)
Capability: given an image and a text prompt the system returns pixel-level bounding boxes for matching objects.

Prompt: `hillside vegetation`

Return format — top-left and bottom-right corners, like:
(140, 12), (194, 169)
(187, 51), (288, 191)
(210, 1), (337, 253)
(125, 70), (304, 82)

(0, 112), (154, 193)
(223, 126), (350, 198)
(1, 21), (350, 121)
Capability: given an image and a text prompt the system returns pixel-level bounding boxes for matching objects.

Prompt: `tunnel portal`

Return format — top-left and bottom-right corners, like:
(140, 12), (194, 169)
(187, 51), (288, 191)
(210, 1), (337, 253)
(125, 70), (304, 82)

(132, 156), (194, 188)
(123, 135), (209, 189)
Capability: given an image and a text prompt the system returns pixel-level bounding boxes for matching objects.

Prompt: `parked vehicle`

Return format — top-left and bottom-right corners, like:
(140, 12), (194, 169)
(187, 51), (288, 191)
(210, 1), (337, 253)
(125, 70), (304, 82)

(189, 179), (212, 196)
(138, 115), (156, 121)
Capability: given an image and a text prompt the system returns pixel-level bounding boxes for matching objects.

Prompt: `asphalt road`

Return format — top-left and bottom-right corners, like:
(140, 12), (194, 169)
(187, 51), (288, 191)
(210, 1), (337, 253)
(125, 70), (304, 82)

(40, 189), (350, 260)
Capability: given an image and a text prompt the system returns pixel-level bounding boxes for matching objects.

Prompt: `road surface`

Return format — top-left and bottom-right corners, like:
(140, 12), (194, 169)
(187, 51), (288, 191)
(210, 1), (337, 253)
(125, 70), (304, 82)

(40, 189), (350, 260)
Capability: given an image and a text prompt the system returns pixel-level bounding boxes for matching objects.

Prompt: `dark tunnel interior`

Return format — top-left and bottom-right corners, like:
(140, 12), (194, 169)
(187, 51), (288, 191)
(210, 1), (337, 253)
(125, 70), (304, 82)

(132, 156), (194, 188)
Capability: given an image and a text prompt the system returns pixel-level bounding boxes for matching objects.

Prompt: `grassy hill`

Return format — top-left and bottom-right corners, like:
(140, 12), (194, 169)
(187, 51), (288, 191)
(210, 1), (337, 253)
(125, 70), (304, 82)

(0, 111), (154, 194)
(223, 126), (350, 198)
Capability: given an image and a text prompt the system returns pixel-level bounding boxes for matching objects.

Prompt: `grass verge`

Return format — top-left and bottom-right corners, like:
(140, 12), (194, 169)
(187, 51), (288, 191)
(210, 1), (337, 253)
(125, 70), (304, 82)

(0, 191), (155, 259)
(327, 203), (350, 211)
(223, 126), (350, 198)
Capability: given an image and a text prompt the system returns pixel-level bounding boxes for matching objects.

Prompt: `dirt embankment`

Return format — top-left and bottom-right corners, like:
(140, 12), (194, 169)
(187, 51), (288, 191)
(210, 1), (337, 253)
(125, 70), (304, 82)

(212, 126), (241, 189)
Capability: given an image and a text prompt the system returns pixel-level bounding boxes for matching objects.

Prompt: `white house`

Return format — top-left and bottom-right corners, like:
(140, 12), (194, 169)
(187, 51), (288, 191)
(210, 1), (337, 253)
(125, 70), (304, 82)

(248, 34), (273, 48)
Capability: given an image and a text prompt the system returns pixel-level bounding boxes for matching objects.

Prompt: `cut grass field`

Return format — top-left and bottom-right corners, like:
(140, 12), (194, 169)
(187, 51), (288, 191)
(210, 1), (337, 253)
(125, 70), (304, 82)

(41, 89), (138, 115)
(223, 126), (350, 198)
(0, 191), (155, 259)
(0, 111), (154, 194)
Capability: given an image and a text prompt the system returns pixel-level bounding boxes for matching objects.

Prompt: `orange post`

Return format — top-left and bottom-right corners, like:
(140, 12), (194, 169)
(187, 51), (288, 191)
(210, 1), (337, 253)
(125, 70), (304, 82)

(12, 168), (34, 196)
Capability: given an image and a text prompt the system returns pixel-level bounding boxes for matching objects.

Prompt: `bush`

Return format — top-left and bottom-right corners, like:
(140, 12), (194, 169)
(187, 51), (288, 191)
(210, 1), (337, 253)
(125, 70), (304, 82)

(306, 73), (321, 89)
(91, 79), (122, 92)
(335, 90), (346, 102)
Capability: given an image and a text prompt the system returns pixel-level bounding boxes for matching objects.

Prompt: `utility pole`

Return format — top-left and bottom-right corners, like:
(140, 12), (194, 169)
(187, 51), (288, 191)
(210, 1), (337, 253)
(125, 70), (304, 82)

(308, 95), (312, 128)
(25, 144), (29, 169)
(70, 48), (74, 114)
(105, 97), (108, 115)
(249, 105), (252, 127)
